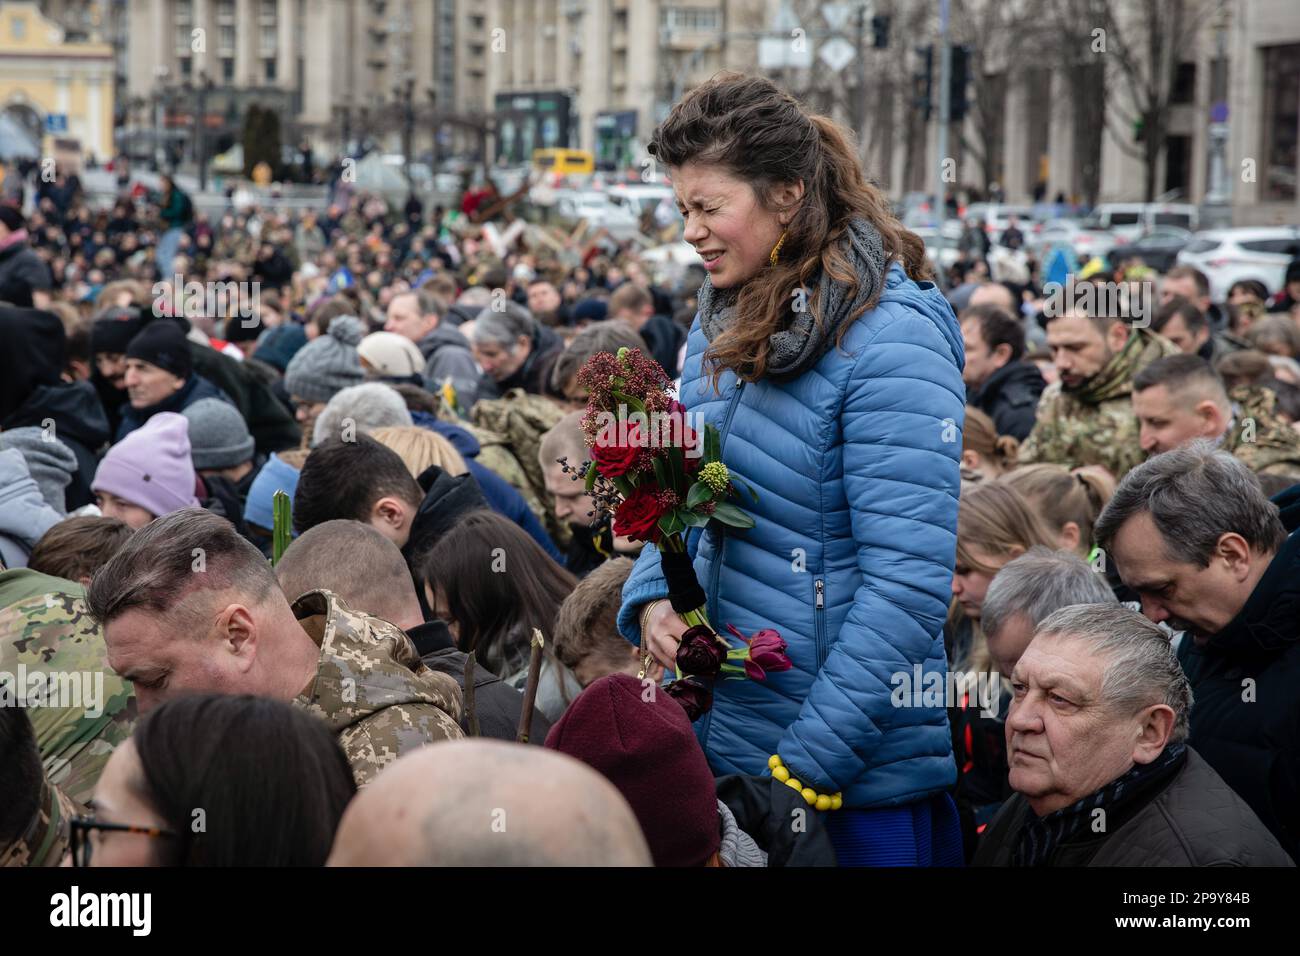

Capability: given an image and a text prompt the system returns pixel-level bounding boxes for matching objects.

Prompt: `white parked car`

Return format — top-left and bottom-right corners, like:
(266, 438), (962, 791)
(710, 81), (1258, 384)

(1085, 203), (1199, 242)
(1028, 218), (1122, 261)
(962, 202), (1039, 240)
(555, 191), (642, 235)
(1176, 227), (1300, 301)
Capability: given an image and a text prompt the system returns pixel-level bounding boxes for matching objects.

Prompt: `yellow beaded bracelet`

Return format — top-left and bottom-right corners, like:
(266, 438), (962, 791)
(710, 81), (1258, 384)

(768, 754), (842, 811)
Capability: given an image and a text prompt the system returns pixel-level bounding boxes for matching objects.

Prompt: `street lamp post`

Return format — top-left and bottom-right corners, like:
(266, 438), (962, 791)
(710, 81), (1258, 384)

(195, 72), (214, 192)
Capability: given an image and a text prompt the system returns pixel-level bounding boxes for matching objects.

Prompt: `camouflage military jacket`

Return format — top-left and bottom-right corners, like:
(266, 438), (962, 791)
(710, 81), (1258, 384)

(292, 589), (464, 787)
(1, 776), (81, 868)
(1225, 385), (1300, 476)
(0, 569), (137, 806)
(1018, 330), (1180, 478)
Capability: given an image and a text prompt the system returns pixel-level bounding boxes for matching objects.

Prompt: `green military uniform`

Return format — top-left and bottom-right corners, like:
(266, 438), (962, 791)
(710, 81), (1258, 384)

(0, 569), (137, 806)
(1225, 384), (1300, 476)
(292, 589), (464, 787)
(470, 387), (570, 546)
(1018, 329), (1180, 478)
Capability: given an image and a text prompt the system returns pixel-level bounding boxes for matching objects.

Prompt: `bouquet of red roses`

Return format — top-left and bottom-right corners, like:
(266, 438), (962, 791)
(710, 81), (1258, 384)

(570, 347), (791, 719)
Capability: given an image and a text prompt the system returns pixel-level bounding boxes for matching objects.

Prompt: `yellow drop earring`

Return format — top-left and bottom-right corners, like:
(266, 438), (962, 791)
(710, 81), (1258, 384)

(769, 229), (788, 267)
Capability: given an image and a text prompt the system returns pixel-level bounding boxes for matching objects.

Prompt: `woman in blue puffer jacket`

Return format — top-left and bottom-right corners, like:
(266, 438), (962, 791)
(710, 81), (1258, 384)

(618, 73), (966, 866)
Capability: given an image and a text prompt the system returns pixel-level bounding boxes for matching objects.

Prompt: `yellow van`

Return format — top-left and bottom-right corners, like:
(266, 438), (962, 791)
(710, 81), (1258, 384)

(532, 148), (594, 176)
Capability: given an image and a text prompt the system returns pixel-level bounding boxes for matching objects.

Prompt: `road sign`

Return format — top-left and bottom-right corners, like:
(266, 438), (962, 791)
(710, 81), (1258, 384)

(819, 37), (856, 73)
(45, 113), (68, 133)
(822, 3), (854, 31)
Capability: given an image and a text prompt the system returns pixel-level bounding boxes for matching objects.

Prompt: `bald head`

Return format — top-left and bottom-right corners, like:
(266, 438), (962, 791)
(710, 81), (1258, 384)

(275, 519), (422, 630)
(968, 281), (1016, 313)
(326, 740), (653, 866)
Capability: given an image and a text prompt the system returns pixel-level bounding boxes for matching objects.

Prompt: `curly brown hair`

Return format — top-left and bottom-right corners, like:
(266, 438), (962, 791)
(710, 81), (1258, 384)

(649, 72), (931, 384)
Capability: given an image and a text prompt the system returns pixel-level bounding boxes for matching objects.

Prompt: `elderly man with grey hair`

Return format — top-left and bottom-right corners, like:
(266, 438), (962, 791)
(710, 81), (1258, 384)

(383, 288), (481, 404)
(469, 301), (563, 400)
(1094, 439), (1300, 861)
(974, 603), (1292, 866)
(981, 546), (1118, 679)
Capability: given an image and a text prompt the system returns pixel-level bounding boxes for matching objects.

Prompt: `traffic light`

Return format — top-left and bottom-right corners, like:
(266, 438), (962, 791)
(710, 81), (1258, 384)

(950, 44), (971, 123)
(872, 14), (890, 49)
(914, 45), (933, 123)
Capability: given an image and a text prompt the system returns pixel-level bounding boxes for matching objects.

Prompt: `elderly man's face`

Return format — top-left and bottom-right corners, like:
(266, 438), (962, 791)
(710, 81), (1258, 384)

(473, 336), (529, 382)
(384, 293), (435, 343)
(124, 358), (185, 409)
(987, 611), (1036, 679)
(1006, 633), (1151, 815)
(104, 606), (252, 714)
(1108, 511), (1254, 644)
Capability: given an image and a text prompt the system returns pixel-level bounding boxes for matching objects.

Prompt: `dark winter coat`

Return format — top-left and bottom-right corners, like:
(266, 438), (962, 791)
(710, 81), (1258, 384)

(3, 381), (111, 511)
(967, 360), (1045, 442)
(1175, 487), (1300, 860)
(974, 749), (1294, 866)
(410, 619), (551, 744)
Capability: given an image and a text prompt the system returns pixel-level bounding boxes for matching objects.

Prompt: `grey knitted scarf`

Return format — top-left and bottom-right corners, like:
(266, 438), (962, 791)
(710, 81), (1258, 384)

(697, 216), (888, 381)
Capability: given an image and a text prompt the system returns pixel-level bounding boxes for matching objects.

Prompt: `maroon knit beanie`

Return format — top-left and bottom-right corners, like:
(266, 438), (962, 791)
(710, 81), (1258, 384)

(544, 673), (720, 867)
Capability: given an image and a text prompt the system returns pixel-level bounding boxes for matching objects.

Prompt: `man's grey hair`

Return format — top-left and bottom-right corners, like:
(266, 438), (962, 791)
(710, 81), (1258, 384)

(86, 508), (279, 630)
(1094, 440), (1286, 567)
(1034, 603), (1192, 744)
(456, 286), (493, 308)
(981, 546), (1117, 639)
(312, 382), (413, 447)
(470, 302), (534, 349)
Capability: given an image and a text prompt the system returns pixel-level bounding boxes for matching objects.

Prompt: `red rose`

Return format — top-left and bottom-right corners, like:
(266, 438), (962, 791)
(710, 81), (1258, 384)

(591, 423), (644, 478)
(613, 483), (666, 543)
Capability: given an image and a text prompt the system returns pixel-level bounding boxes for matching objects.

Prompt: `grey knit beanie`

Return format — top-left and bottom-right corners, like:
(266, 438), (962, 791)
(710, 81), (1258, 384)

(0, 426), (76, 515)
(181, 398), (256, 471)
(283, 314), (366, 404)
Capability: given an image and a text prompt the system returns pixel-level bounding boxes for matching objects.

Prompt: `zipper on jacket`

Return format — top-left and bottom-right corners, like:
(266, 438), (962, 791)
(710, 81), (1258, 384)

(701, 379), (746, 757)
(814, 578), (828, 669)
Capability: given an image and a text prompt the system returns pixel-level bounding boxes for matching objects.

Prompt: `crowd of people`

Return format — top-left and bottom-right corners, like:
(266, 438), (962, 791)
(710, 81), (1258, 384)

(2, 71), (1299, 868)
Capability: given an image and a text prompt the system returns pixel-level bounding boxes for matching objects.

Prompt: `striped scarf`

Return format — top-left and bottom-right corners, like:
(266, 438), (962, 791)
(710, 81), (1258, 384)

(1013, 742), (1188, 867)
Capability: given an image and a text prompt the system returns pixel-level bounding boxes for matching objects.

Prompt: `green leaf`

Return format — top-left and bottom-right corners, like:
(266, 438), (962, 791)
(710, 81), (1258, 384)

(611, 390), (647, 415)
(584, 460), (598, 492)
(613, 475), (635, 498)
(652, 456), (670, 489)
(667, 444), (686, 495)
(658, 510), (685, 538)
(686, 481), (712, 509)
(711, 501), (755, 529)
(734, 477), (760, 503)
(681, 510), (710, 528)
(704, 424), (721, 461)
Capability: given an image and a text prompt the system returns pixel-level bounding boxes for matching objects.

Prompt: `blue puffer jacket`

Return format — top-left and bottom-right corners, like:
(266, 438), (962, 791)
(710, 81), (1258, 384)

(618, 263), (965, 809)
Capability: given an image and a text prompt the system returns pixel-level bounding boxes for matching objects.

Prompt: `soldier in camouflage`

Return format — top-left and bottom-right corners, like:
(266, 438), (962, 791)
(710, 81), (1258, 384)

(85, 509), (462, 790)
(0, 568), (137, 808)
(292, 588), (463, 786)
(1131, 353), (1300, 477)
(1019, 308), (1181, 479)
